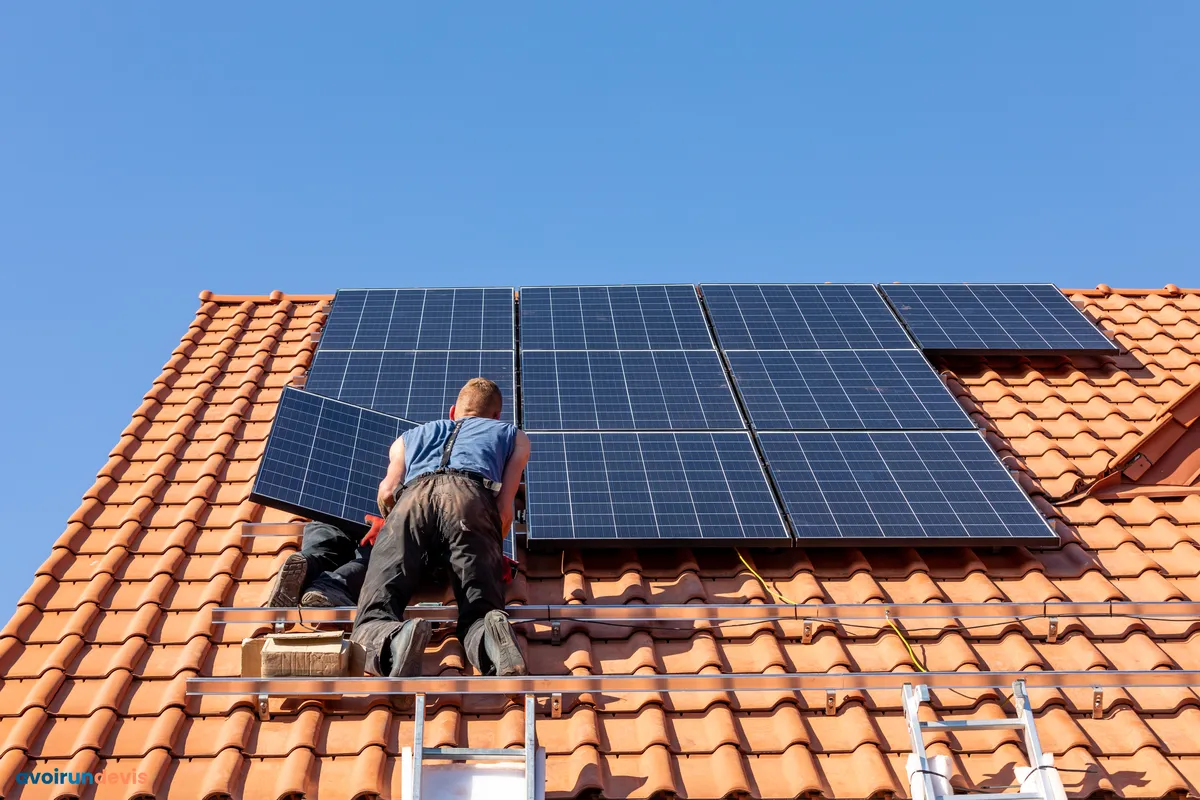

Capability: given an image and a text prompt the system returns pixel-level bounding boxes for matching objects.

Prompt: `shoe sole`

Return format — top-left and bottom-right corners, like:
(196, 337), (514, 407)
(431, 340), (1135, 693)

(304, 578), (355, 608)
(265, 554), (307, 608)
(483, 613), (528, 677)
(299, 592), (336, 608)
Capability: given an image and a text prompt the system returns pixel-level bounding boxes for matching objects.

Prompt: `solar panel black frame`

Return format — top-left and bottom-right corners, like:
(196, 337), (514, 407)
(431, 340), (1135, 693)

(523, 431), (789, 545)
(520, 349), (745, 431)
(881, 284), (1119, 354)
(518, 285), (716, 350)
(725, 349), (974, 431)
(305, 349), (517, 424)
(318, 288), (515, 352)
(757, 431), (1057, 544)
(252, 386), (518, 559)
(701, 284), (915, 350)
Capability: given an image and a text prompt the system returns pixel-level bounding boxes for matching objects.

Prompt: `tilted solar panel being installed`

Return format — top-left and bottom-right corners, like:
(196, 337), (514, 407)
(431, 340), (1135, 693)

(725, 349), (973, 431)
(520, 349), (744, 431)
(701, 284), (914, 350)
(304, 349), (516, 424)
(523, 431), (789, 544)
(757, 431), (1057, 543)
(881, 284), (1119, 354)
(317, 288), (515, 352)
(252, 386), (518, 559)
(519, 285), (714, 350)
(251, 386), (417, 532)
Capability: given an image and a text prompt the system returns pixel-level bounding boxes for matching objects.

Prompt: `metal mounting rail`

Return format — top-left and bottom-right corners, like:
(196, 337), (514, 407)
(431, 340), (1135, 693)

(186, 668), (1200, 698)
(211, 600), (1200, 627)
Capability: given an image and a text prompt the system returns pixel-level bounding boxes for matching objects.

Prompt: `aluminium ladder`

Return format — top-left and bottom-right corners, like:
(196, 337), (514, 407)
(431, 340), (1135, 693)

(408, 692), (542, 800)
(903, 680), (1059, 800)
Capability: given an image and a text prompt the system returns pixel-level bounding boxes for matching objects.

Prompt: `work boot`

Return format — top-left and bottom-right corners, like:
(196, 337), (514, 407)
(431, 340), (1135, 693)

(301, 575), (355, 608)
(385, 618), (432, 713)
(464, 610), (528, 677)
(386, 618), (432, 678)
(263, 553), (307, 608)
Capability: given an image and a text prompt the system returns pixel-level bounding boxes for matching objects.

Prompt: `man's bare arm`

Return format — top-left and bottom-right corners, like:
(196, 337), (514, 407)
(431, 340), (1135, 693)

(377, 436), (407, 516)
(495, 430), (531, 539)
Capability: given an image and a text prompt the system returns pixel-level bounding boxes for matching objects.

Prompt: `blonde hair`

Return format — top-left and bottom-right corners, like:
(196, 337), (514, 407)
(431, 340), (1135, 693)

(456, 377), (503, 419)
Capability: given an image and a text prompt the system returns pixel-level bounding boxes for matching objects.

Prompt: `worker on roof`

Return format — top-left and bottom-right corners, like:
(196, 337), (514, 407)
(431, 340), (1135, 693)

(263, 520), (368, 609)
(351, 377), (532, 680)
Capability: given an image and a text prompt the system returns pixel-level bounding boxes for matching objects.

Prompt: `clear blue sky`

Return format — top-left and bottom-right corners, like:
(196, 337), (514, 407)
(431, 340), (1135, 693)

(1, 4), (1197, 615)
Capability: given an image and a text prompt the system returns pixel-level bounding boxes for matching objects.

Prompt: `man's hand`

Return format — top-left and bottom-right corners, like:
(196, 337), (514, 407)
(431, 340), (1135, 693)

(377, 485), (396, 517)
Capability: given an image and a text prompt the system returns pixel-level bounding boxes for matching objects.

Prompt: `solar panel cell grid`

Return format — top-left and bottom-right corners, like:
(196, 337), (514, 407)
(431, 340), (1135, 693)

(519, 285), (714, 350)
(318, 288), (514, 352)
(702, 284), (914, 350)
(252, 386), (415, 525)
(726, 349), (973, 431)
(758, 431), (1055, 542)
(882, 284), (1118, 353)
(305, 350), (516, 423)
(524, 432), (788, 542)
(521, 350), (744, 430)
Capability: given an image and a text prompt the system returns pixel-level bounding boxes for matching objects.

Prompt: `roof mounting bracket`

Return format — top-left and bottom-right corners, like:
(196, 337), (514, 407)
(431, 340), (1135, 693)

(257, 693), (270, 721)
(550, 621), (562, 645)
(802, 619), (814, 644)
(1092, 686), (1103, 719)
(825, 690), (836, 716)
(550, 692), (562, 719)
(1047, 617), (1059, 643)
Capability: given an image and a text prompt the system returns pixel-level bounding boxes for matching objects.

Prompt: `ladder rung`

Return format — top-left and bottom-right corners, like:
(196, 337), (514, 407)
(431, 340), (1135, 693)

(938, 793), (1041, 800)
(920, 719), (1026, 731)
(421, 747), (526, 762)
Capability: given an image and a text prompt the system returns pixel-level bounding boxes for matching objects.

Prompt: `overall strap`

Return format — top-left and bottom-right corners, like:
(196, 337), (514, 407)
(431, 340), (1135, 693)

(440, 419), (465, 469)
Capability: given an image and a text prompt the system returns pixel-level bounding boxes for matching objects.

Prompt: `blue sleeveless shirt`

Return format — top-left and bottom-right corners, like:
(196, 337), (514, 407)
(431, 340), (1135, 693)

(402, 417), (518, 486)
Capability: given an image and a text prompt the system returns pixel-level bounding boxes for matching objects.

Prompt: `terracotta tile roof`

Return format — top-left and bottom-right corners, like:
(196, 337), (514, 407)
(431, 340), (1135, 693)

(2, 286), (1199, 799)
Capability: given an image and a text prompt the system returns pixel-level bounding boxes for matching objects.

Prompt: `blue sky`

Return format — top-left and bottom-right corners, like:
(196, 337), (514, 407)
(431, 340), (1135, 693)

(0, 4), (1197, 614)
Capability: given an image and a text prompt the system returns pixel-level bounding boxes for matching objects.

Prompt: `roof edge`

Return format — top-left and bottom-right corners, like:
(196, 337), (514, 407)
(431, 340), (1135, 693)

(1064, 283), (1198, 297)
(199, 290), (333, 304)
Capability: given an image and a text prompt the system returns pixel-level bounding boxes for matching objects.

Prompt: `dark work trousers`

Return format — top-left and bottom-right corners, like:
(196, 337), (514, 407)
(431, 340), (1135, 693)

(299, 521), (372, 604)
(351, 472), (506, 676)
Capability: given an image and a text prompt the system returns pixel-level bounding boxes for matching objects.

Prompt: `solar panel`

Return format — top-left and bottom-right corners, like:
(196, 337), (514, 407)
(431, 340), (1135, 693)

(253, 386), (518, 559)
(252, 386), (418, 532)
(519, 285), (714, 350)
(521, 350), (744, 431)
(881, 284), (1119, 354)
(305, 350), (516, 423)
(318, 288), (514, 351)
(758, 431), (1057, 543)
(726, 349), (973, 431)
(702, 284), (914, 350)
(524, 432), (788, 543)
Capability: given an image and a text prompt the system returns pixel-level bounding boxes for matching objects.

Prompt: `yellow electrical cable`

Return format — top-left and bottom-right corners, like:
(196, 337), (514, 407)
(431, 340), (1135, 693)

(888, 617), (928, 672)
(736, 548), (796, 605)
(737, 548), (929, 673)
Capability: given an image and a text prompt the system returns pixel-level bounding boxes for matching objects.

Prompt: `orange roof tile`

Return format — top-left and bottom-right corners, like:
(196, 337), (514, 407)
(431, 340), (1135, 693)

(1, 287), (1199, 799)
